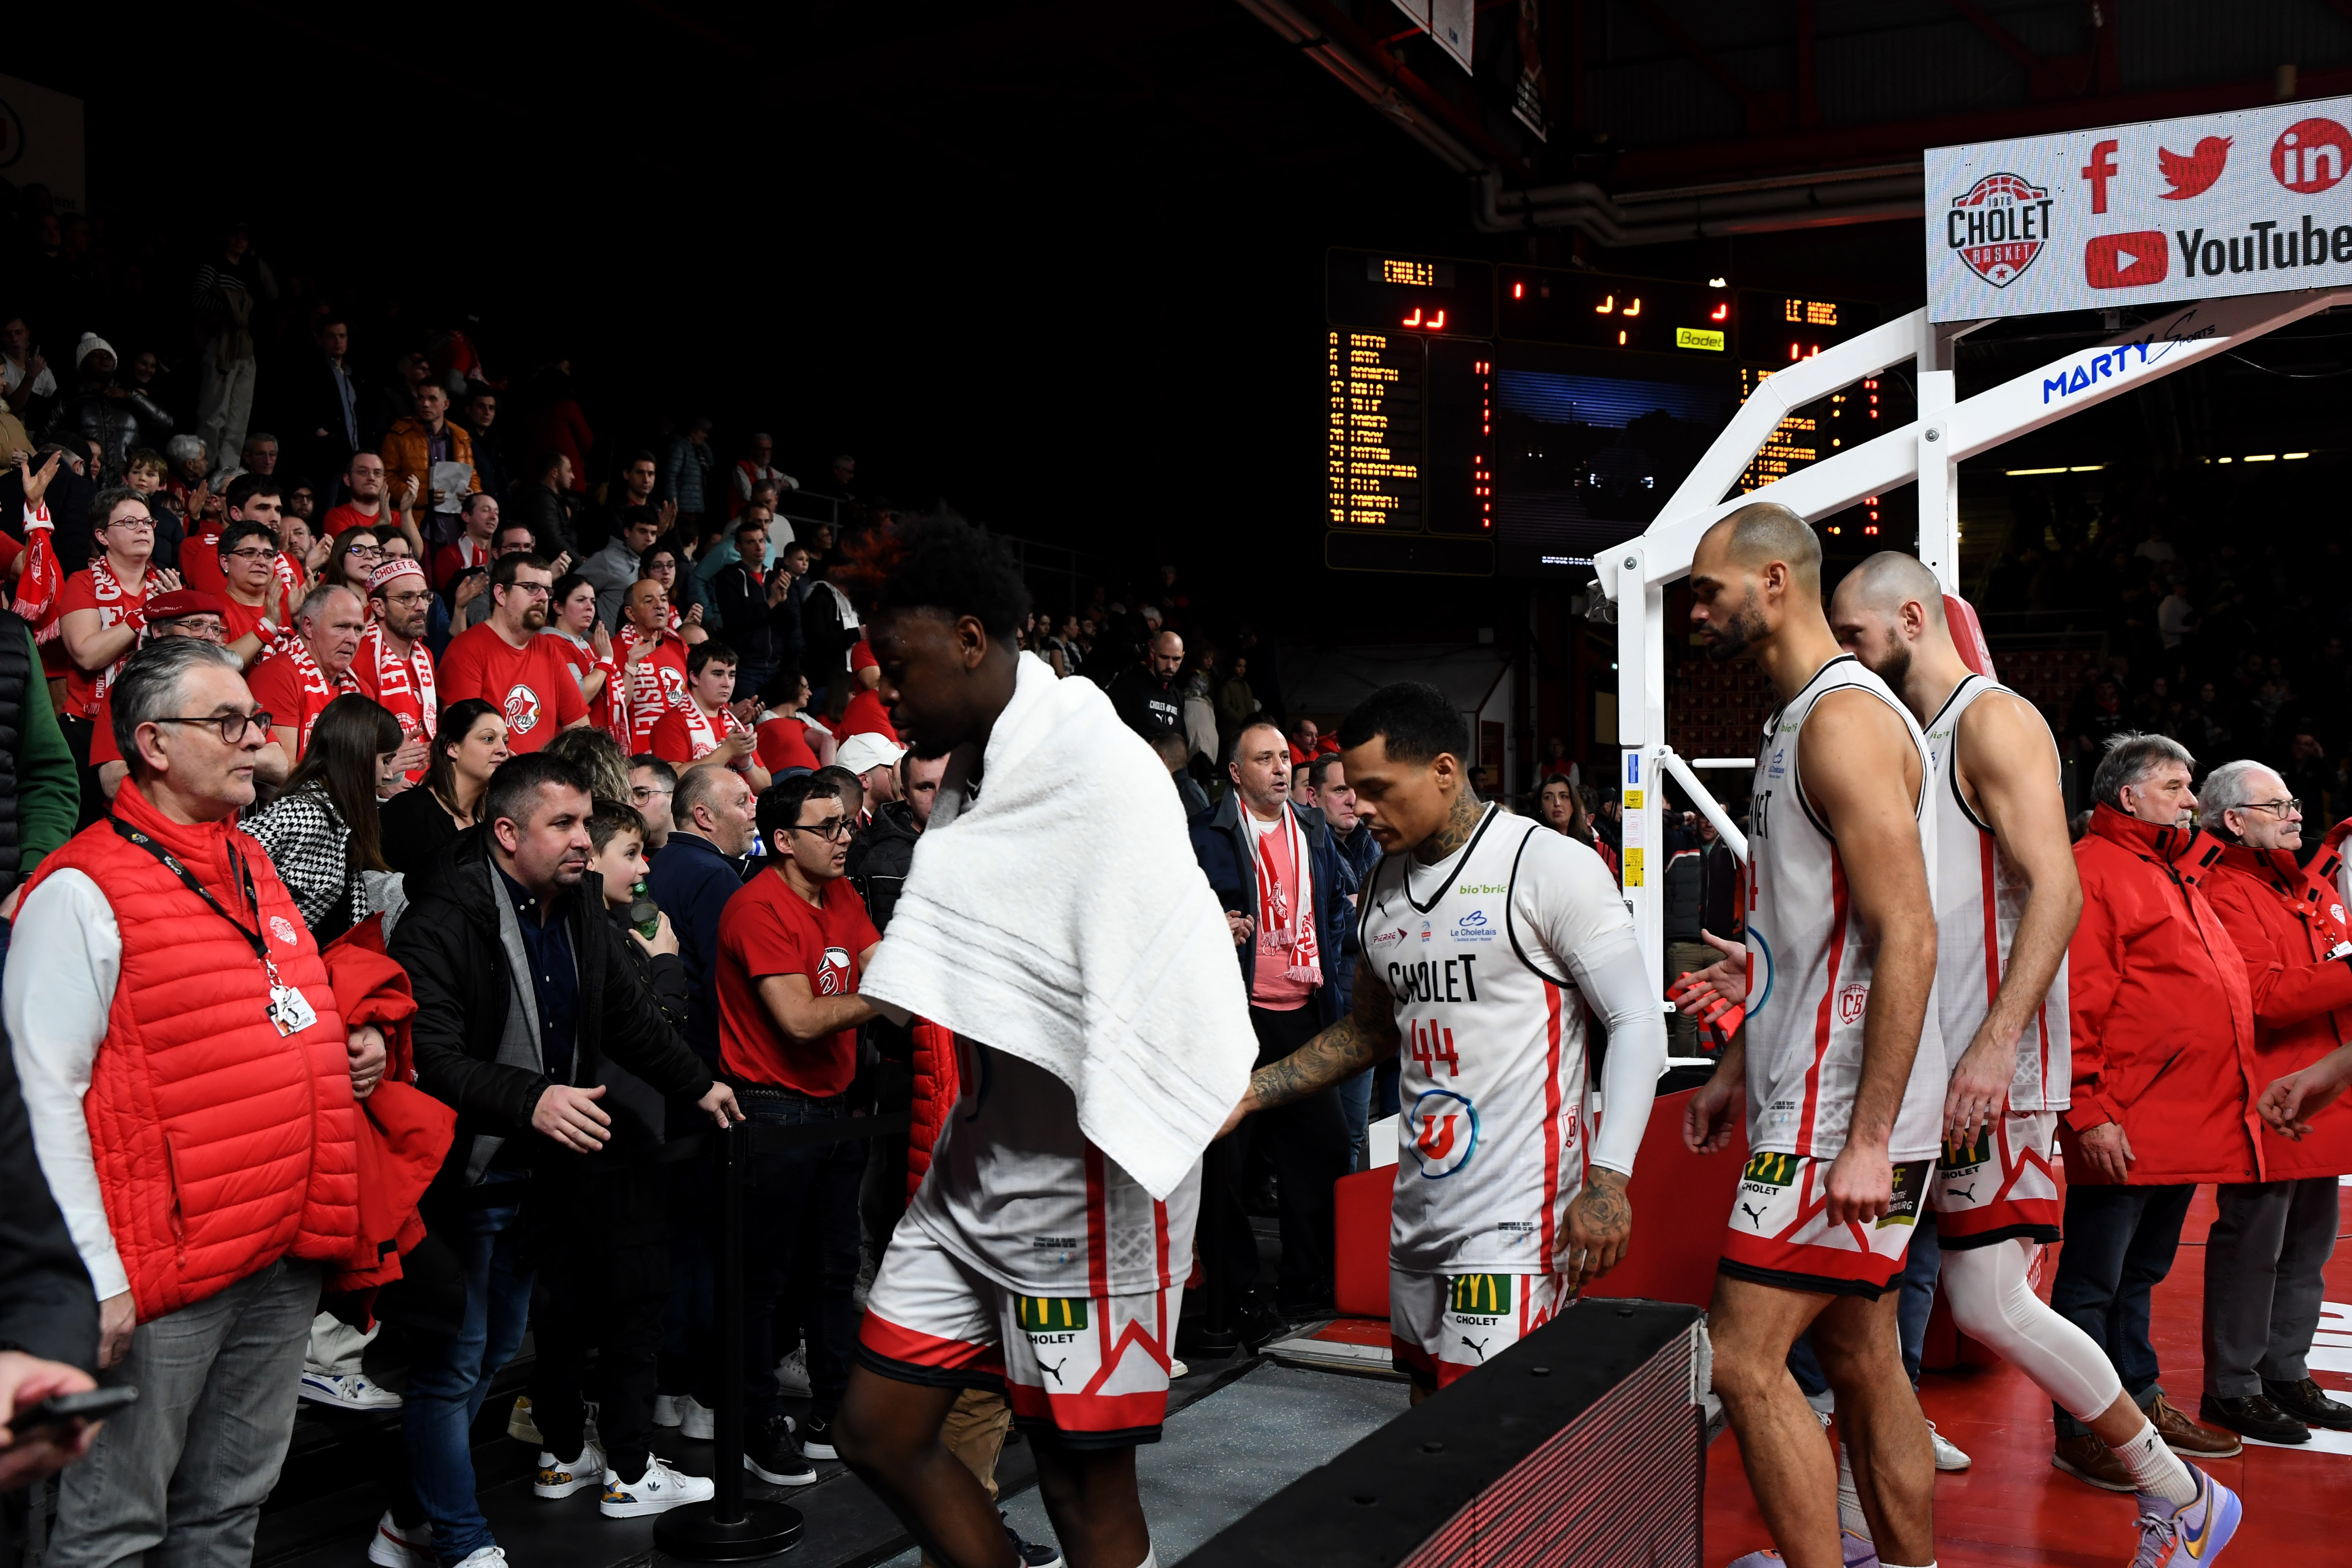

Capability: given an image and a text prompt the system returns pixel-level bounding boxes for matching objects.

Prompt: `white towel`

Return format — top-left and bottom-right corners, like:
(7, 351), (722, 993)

(861, 652), (1257, 1200)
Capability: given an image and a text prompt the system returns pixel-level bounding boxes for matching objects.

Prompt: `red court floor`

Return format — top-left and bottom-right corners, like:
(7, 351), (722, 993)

(1703, 1184), (2352, 1568)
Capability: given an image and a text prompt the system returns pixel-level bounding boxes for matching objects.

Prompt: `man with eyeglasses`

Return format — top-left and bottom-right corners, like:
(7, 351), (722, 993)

(57, 489), (183, 823)
(2194, 762), (2352, 1444)
(437, 553), (589, 755)
(627, 756), (676, 854)
(716, 770), (882, 1486)
(352, 558), (438, 784)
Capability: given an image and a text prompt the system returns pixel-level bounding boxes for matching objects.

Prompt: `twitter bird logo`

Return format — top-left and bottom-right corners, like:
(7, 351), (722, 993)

(2159, 136), (2231, 199)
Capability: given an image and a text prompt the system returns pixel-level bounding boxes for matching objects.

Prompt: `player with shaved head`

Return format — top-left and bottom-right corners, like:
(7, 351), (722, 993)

(1674, 502), (1946, 1568)
(1828, 554), (2238, 1567)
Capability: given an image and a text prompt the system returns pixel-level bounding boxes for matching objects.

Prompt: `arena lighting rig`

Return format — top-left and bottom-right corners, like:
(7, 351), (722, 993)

(1324, 247), (1878, 579)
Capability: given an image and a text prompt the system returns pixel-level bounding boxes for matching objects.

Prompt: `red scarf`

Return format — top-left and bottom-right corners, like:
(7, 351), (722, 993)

(273, 631), (363, 751)
(681, 700), (746, 764)
(83, 556), (153, 710)
(616, 623), (687, 747)
(1252, 808), (1322, 987)
(359, 621), (438, 748)
(11, 500), (61, 641)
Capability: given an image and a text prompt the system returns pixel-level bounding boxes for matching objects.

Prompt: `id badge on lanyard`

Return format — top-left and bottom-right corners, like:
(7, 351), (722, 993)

(110, 819), (318, 1037)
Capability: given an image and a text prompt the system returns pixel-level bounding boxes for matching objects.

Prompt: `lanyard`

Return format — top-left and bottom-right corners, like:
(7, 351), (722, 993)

(108, 817), (286, 990)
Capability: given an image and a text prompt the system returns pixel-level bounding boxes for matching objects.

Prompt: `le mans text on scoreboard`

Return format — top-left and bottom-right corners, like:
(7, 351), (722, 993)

(1927, 94), (2352, 320)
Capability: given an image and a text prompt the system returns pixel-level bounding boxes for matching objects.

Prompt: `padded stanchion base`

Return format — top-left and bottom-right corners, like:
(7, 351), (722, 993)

(654, 1498), (805, 1560)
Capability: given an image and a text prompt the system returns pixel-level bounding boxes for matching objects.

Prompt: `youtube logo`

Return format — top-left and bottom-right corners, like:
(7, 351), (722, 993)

(2085, 230), (2170, 289)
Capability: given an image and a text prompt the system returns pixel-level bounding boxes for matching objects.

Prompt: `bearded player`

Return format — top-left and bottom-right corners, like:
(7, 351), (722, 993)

(1223, 681), (1667, 1400)
(1672, 504), (1945, 1568)
(1828, 553), (2240, 1567)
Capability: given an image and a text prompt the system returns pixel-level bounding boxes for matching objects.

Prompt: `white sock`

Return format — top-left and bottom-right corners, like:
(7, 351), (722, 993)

(1881, 1561), (1936, 1568)
(1836, 1440), (1870, 1539)
(2111, 1419), (2200, 1505)
(1128, 1550), (1159, 1568)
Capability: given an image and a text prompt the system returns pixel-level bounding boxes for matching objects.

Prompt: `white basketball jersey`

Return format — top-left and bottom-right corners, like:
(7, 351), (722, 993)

(1744, 655), (1947, 1162)
(1920, 675), (2071, 1111)
(1359, 807), (1591, 1274)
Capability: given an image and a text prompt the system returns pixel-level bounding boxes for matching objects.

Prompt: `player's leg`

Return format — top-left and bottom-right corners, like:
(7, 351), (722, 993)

(1030, 1439), (1151, 1568)
(1708, 1272), (1843, 1568)
(838, 1369), (1017, 1568)
(1810, 1289), (1931, 1568)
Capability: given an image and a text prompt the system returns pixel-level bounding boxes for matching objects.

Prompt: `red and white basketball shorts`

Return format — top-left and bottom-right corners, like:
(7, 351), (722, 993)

(1390, 1268), (1573, 1391)
(1718, 1150), (1932, 1298)
(1930, 1111), (2062, 1249)
(855, 1222), (1180, 1449)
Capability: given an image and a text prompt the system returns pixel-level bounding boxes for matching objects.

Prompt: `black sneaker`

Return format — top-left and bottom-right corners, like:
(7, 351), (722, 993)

(1003, 1513), (1063, 1568)
(2264, 1376), (2352, 1431)
(2197, 1392), (2309, 1445)
(800, 1411), (839, 1461)
(743, 1417), (816, 1486)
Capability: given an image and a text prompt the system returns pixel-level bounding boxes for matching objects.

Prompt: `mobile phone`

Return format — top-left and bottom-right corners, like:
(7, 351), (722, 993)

(9, 1385), (139, 1436)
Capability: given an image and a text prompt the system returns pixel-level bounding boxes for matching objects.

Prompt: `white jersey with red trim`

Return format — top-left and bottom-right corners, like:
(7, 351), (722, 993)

(1360, 806), (1630, 1274)
(903, 1042), (1196, 1298)
(1920, 674), (2070, 1111)
(1743, 654), (1947, 1163)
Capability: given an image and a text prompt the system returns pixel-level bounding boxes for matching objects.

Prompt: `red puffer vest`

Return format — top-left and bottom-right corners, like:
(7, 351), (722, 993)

(25, 779), (360, 1322)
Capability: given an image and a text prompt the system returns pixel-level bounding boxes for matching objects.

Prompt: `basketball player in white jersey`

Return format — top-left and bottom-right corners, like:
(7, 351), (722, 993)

(1828, 553), (2240, 1566)
(1674, 504), (1944, 1568)
(1221, 681), (1668, 1402)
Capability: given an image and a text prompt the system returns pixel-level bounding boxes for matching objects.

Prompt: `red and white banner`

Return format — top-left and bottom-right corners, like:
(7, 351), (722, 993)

(1927, 95), (2352, 321)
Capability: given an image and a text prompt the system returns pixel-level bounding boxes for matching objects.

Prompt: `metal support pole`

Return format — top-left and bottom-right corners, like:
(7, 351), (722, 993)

(656, 1122), (803, 1560)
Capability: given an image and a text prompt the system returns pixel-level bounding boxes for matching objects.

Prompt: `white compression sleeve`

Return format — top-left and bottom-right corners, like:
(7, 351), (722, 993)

(1940, 1237), (2121, 1421)
(1572, 926), (1669, 1176)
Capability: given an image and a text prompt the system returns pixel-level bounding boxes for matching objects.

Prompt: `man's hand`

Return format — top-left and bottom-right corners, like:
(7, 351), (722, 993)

(632, 909), (680, 959)
(718, 730), (757, 763)
(696, 1081), (743, 1128)
(346, 1024), (387, 1100)
(388, 732), (429, 778)
(96, 1292), (135, 1370)
(1822, 1139), (1894, 1227)
(454, 572), (487, 611)
(1681, 1068), (1745, 1154)
(2074, 1119), (2134, 1183)
(625, 635), (655, 665)
(1943, 1027), (2014, 1152)
(684, 603), (704, 626)
(18, 449), (60, 507)
(1225, 911), (1254, 947)
(657, 499), (678, 533)
(533, 1083), (612, 1151)
(0, 1349), (100, 1490)
(1671, 928), (1747, 1014)
(766, 571), (791, 607)
(1216, 1089), (1257, 1141)
(1563, 1168), (1632, 1293)
(399, 474), (422, 511)
(550, 552), (573, 574)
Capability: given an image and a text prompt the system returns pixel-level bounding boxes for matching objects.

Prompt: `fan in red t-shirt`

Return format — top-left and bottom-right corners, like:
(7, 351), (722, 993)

(716, 773), (882, 1096)
(56, 491), (180, 726)
(244, 583), (367, 765)
(209, 517), (294, 666)
(320, 451), (419, 550)
(434, 555), (588, 753)
(834, 636), (901, 744)
(756, 667), (828, 775)
(651, 641), (772, 791)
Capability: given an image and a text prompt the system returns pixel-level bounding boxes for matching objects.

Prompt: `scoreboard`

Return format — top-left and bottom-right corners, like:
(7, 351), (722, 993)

(1323, 246), (1879, 577)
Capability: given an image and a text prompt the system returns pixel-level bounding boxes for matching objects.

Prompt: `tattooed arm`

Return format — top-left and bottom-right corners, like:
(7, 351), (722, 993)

(1215, 958), (1399, 1138)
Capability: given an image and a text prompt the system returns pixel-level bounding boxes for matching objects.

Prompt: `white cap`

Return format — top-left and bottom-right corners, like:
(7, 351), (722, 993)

(836, 731), (906, 777)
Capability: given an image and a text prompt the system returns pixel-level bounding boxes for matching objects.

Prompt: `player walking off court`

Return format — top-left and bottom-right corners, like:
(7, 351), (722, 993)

(1672, 504), (1946, 1568)
(1222, 681), (1668, 1401)
(1829, 553), (2240, 1568)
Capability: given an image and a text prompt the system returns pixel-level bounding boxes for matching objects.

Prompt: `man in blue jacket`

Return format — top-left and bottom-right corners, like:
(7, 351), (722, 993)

(1191, 720), (1358, 1329)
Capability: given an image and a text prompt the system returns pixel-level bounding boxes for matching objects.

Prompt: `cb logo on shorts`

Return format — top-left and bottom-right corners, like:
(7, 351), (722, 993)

(1406, 1089), (1478, 1179)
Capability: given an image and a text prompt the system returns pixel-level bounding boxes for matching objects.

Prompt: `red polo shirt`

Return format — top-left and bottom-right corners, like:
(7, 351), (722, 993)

(716, 871), (879, 1095)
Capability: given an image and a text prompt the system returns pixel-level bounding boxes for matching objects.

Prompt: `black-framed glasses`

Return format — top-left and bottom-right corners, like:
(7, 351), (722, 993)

(2243, 798), (2304, 817)
(781, 817), (854, 843)
(152, 711), (272, 743)
(632, 784), (674, 803)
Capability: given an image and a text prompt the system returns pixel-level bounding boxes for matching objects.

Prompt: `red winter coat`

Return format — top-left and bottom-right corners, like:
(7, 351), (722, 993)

(2063, 805), (2263, 1185)
(906, 1020), (959, 1201)
(25, 781), (361, 1322)
(318, 919), (457, 1310)
(2199, 840), (2352, 1179)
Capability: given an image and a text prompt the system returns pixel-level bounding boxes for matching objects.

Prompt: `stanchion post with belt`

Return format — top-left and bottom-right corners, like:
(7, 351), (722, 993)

(656, 1119), (803, 1560)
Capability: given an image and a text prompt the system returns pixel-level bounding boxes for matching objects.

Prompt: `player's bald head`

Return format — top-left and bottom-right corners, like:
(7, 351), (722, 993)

(1697, 502), (1821, 594)
(1838, 551), (1947, 626)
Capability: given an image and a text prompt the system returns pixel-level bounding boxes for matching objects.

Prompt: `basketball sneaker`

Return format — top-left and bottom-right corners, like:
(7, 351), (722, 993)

(2131, 1468), (2241, 1568)
(1726, 1530), (1880, 1568)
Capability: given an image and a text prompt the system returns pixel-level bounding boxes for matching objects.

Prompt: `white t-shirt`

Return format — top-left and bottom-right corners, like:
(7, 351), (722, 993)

(2, 354), (56, 400)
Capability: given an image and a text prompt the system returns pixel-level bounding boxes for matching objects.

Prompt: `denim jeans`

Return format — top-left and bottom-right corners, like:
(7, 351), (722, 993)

(1787, 1221), (1940, 1397)
(741, 1092), (866, 1427)
(403, 1181), (533, 1565)
(2048, 1181), (2193, 1437)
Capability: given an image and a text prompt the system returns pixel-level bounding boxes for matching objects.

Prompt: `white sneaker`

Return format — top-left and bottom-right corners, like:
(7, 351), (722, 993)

(449, 1550), (508, 1568)
(535, 1440), (606, 1499)
(774, 1345), (812, 1397)
(653, 1393), (687, 1429)
(1170, 1358), (1190, 1379)
(298, 1371), (403, 1410)
(680, 1396), (715, 1442)
(1929, 1420), (1971, 1472)
(508, 1395), (541, 1446)
(600, 1455), (716, 1518)
(366, 1511), (432, 1568)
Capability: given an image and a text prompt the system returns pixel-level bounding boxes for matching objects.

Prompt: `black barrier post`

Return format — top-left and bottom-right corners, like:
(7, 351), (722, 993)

(656, 1119), (803, 1561)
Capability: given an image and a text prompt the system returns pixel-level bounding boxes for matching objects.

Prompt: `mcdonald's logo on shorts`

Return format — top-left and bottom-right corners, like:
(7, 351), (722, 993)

(1015, 1296), (1089, 1334)
(1742, 1152), (1798, 1189)
(1448, 1274), (1513, 1315)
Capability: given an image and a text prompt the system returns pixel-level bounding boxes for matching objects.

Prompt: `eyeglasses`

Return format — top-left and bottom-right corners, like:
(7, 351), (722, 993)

(348, 543), (384, 558)
(781, 817), (855, 843)
(226, 547), (276, 562)
(2241, 798), (2304, 817)
(503, 582), (553, 599)
(632, 784), (674, 803)
(106, 517), (156, 534)
(381, 589), (434, 608)
(152, 710), (272, 743)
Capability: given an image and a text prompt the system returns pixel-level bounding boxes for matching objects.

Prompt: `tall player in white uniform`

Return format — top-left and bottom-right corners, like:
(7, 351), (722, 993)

(1222, 681), (1668, 1400)
(1828, 554), (2240, 1567)
(1675, 504), (1944, 1568)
